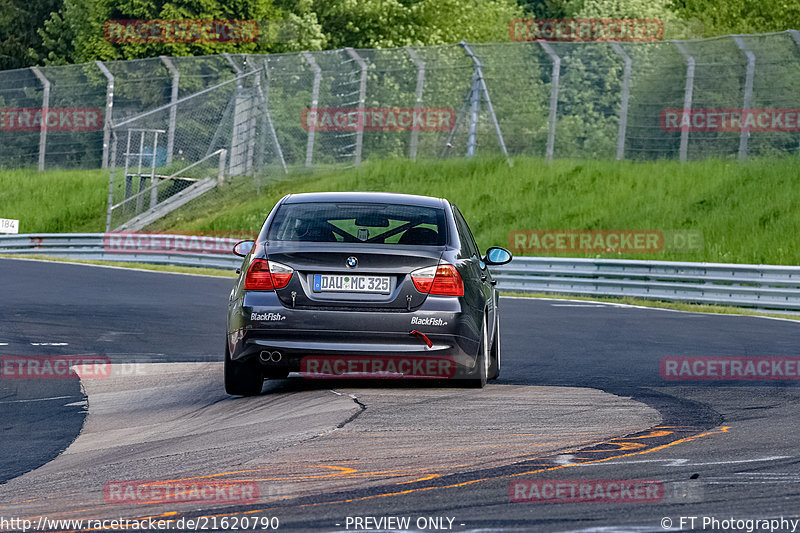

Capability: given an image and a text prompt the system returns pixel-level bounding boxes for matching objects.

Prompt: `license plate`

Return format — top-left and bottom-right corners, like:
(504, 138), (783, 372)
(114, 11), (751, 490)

(313, 274), (391, 294)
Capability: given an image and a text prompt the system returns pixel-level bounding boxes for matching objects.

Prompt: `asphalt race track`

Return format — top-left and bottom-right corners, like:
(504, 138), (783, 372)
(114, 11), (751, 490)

(1, 257), (800, 532)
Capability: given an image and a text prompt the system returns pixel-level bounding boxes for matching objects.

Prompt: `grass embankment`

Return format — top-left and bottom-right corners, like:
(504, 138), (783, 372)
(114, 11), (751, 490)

(0, 168), (108, 232)
(2, 157), (800, 264)
(152, 157), (800, 265)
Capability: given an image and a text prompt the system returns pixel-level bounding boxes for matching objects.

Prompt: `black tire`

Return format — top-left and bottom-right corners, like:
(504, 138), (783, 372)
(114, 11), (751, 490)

(465, 316), (489, 388)
(264, 367), (290, 380)
(224, 345), (264, 396)
(488, 311), (500, 381)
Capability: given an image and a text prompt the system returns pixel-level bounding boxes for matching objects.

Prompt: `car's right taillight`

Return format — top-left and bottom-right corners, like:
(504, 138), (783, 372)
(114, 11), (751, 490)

(244, 259), (293, 290)
(410, 263), (464, 296)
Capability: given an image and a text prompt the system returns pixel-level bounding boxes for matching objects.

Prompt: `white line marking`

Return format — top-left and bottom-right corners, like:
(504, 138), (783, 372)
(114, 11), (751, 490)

(705, 481), (800, 484)
(503, 295), (800, 322)
(736, 472), (796, 475)
(581, 456), (791, 467)
(554, 454), (576, 465)
(0, 395), (75, 404)
(551, 304), (609, 307)
(30, 342), (69, 346)
(0, 342), (8, 346)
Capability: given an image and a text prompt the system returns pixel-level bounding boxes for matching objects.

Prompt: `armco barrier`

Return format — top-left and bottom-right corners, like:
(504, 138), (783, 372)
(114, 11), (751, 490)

(2, 234), (800, 310)
(0, 233), (242, 270)
(492, 257), (800, 310)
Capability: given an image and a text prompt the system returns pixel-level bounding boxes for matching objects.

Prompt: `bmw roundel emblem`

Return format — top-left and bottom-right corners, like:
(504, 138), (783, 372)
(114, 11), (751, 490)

(346, 256), (358, 268)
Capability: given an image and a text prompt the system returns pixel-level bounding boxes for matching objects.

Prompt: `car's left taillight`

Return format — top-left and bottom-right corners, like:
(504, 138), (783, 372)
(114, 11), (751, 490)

(244, 259), (293, 290)
(410, 263), (464, 296)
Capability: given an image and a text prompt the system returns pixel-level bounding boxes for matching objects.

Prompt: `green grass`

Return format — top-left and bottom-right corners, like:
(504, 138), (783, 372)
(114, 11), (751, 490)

(152, 156), (800, 265)
(4, 156), (800, 264)
(0, 168), (108, 233)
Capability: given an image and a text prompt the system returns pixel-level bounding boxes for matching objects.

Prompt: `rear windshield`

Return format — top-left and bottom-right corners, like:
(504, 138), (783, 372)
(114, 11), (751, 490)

(267, 202), (447, 246)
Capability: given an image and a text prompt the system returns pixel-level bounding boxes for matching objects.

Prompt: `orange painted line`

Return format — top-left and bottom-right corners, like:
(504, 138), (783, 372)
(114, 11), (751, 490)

(511, 426), (731, 477)
(611, 430), (673, 439)
(217, 426), (730, 515)
(24, 426), (730, 533)
(564, 441), (648, 452)
(293, 426), (731, 507)
(229, 465), (359, 482)
(396, 474), (441, 485)
(247, 465), (430, 481)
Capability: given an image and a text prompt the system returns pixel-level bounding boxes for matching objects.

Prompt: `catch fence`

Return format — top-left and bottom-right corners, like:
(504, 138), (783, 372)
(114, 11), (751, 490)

(2, 32), (800, 227)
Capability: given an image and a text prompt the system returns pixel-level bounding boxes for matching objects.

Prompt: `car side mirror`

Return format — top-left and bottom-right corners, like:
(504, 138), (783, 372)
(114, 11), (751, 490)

(232, 240), (255, 257)
(484, 246), (512, 265)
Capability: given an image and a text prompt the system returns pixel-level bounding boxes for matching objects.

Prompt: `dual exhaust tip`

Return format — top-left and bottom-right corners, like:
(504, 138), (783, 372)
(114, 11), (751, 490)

(259, 350), (283, 363)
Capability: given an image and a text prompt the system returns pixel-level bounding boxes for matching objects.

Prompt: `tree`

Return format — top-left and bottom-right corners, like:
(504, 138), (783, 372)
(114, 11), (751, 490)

(517, 0), (581, 18)
(39, 0), (326, 64)
(294, 0), (523, 49)
(671, 0), (800, 36)
(0, 0), (62, 69)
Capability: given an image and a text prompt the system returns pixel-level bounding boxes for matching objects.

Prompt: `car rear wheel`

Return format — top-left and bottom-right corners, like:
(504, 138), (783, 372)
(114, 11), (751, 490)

(489, 312), (500, 380)
(465, 316), (489, 388)
(224, 345), (264, 396)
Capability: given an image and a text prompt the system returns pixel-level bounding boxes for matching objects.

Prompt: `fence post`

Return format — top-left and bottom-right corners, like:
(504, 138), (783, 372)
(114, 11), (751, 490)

(105, 130), (118, 232)
(224, 53), (246, 175)
(674, 42), (695, 162)
(460, 41), (510, 165)
(218, 149), (227, 186)
(466, 71), (480, 157)
(30, 67), (49, 171)
(440, 83), (472, 157)
(345, 48), (367, 167)
(149, 131), (159, 209)
(611, 43), (631, 161)
(260, 59), (287, 176)
(160, 56), (179, 165)
(302, 51), (322, 168)
(405, 46), (425, 161)
(539, 42), (561, 163)
(224, 53), (243, 88)
(135, 131), (145, 213)
(95, 61), (114, 170)
(734, 36), (755, 161)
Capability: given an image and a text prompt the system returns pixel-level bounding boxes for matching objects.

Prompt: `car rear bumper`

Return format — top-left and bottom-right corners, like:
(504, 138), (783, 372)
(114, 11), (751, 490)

(227, 291), (481, 375)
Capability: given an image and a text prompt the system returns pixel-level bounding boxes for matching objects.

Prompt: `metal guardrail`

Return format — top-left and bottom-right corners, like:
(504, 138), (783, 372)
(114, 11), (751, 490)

(2, 234), (800, 310)
(0, 233), (242, 270)
(492, 257), (800, 310)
